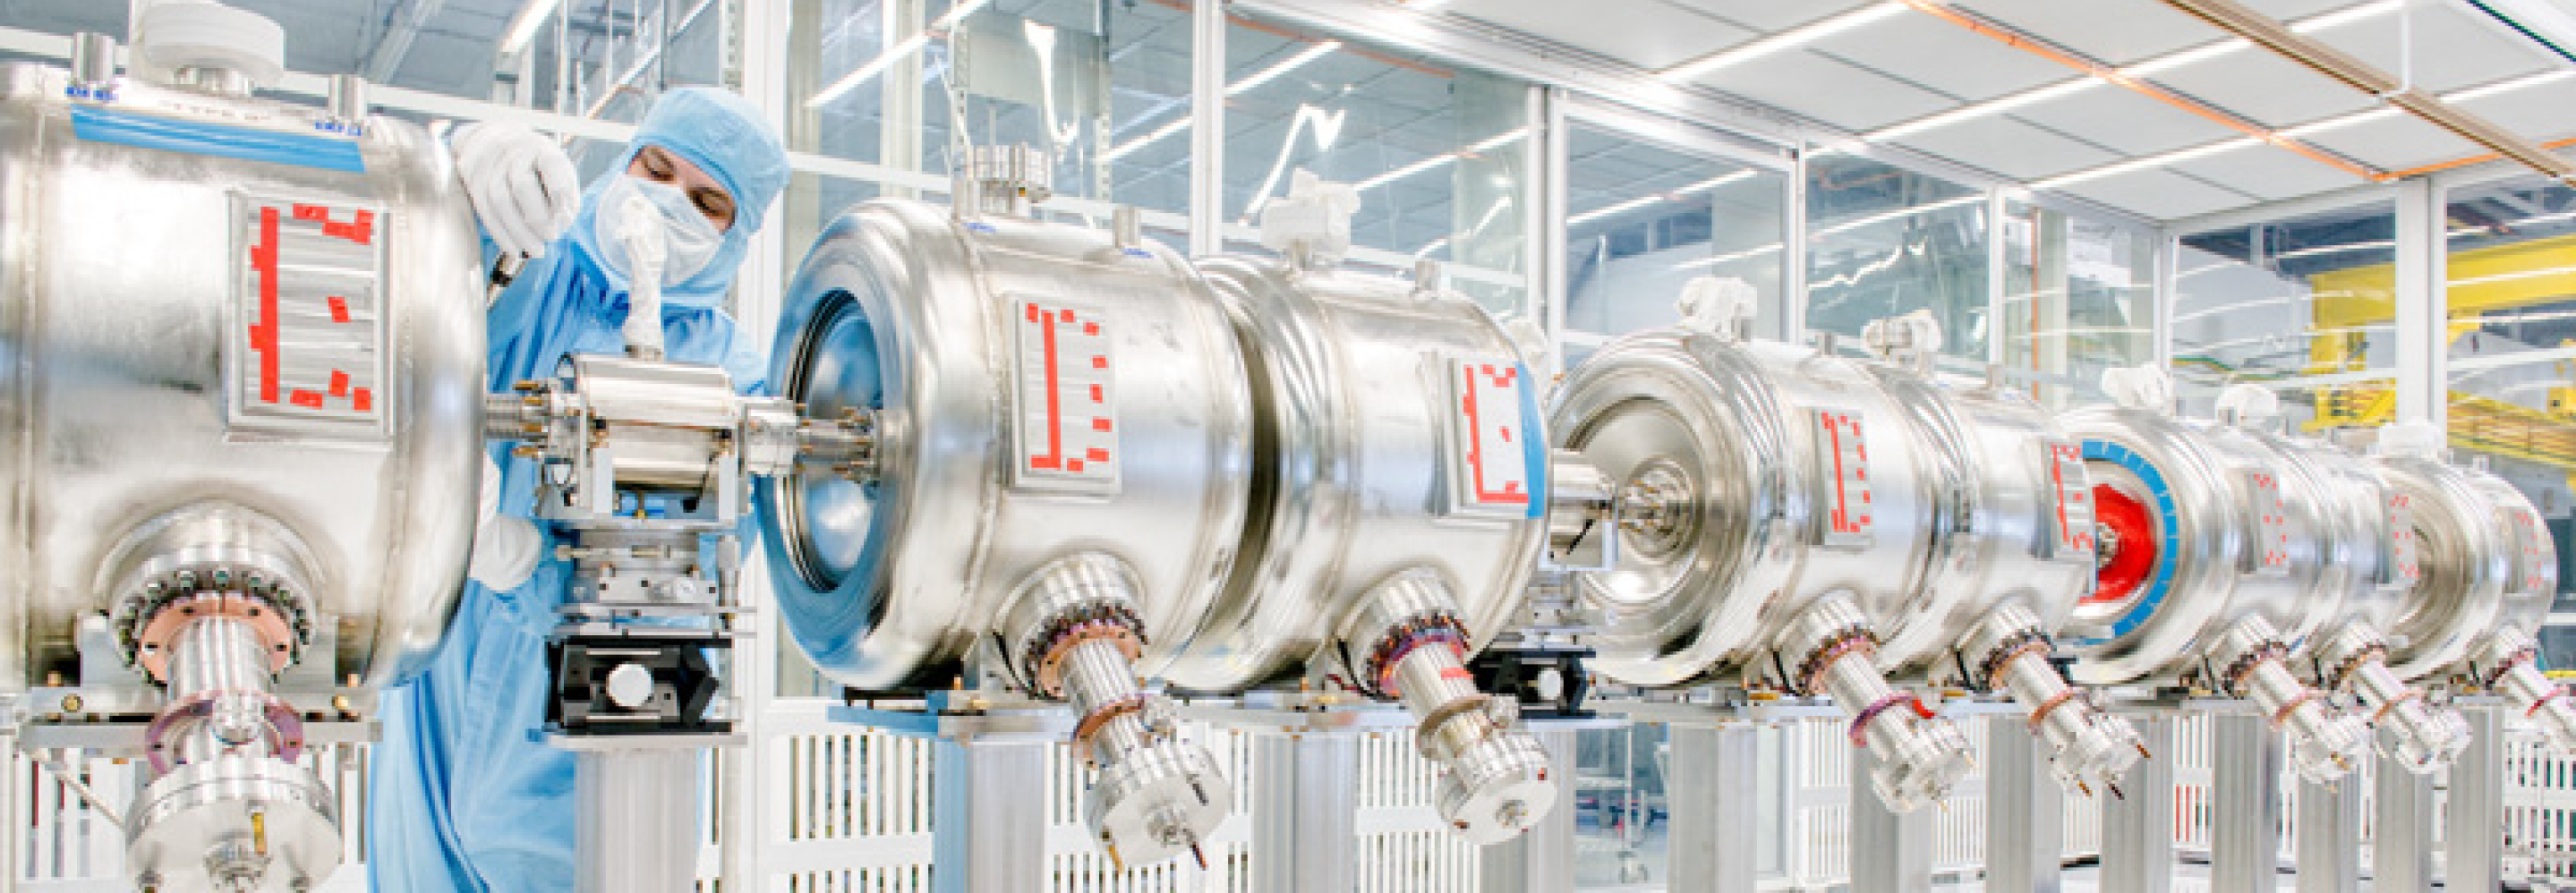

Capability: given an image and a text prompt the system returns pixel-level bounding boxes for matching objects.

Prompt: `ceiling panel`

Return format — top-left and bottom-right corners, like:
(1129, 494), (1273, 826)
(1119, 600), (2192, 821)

(2146, 45), (2377, 127)
(2163, 143), (2372, 200)
(2055, 167), (2254, 219)
(1659, 0), (1878, 34)
(2300, 114), (2483, 170)
(1458, 0), (1753, 71)
(1887, 115), (2124, 180)
(1949, 0), (2216, 65)
(2455, 76), (2576, 142)
(2305, 3), (2557, 96)
(2237, 0), (2381, 19)
(1807, 15), (2075, 102)
(1686, 51), (1957, 131)
(2008, 83), (2239, 158)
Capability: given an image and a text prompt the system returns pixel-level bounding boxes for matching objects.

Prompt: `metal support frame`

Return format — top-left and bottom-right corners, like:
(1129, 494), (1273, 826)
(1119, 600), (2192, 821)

(2211, 711), (2286, 893)
(2293, 775), (2362, 893)
(2101, 712), (2174, 893)
(1533, 86), (1568, 379)
(930, 737), (1051, 893)
(1480, 724), (1582, 893)
(1250, 731), (1361, 893)
(1783, 150), (1810, 343)
(575, 748), (704, 893)
(1850, 740), (1936, 892)
(2374, 750), (2436, 891)
(1985, 712), (2065, 893)
(2449, 698), (2506, 892)
(1666, 724), (1762, 893)
(1187, 0), (1224, 257)
(2394, 176), (2448, 427)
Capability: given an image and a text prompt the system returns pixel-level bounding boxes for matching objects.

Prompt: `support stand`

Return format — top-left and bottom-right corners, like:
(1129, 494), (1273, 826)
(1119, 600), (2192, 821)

(1985, 711), (2065, 893)
(2448, 697), (2505, 893)
(2293, 773), (2361, 893)
(931, 737), (1050, 893)
(572, 746), (705, 893)
(1480, 724), (1583, 893)
(1250, 731), (1359, 893)
(2100, 711), (2174, 893)
(2211, 710), (2285, 893)
(1667, 723), (1762, 893)
(1850, 742), (1935, 892)
(2374, 749), (2435, 890)
(833, 693), (1077, 893)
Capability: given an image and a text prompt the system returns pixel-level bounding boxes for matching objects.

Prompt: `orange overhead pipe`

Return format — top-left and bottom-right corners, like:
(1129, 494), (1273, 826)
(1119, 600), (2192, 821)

(1890, 0), (2380, 180)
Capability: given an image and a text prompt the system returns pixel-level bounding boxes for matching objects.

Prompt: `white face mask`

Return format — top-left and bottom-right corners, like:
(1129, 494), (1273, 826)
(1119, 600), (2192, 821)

(593, 175), (722, 286)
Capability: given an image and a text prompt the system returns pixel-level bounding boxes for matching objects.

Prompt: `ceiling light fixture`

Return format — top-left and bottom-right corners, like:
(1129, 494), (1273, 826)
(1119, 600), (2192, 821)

(1661, 3), (1906, 81)
(1104, 41), (1343, 162)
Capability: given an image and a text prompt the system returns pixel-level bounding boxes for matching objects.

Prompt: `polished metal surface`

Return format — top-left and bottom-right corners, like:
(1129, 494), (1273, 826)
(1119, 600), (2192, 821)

(125, 754), (337, 893)
(1553, 315), (2131, 805)
(575, 750), (700, 893)
(1171, 256), (1550, 691)
(763, 198), (1251, 690)
(0, 60), (482, 695)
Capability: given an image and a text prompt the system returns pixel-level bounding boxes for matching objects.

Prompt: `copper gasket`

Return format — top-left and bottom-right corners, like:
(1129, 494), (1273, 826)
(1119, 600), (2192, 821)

(1365, 615), (1470, 698)
(1069, 693), (1153, 766)
(1796, 632), (1877, 697)
(2370, 688), (2425, 725)
(2268, 689), (2320, 728)
(1849, 692), (1924, 748)
(1981, 637), (2053, 693)
(2026, 688), (2086, 735)
(1030, 620), (1144, 699)
(134, 594), (298, 684)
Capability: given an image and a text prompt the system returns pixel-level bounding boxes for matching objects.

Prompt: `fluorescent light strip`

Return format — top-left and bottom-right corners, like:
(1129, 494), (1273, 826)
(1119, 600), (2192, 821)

(1663, 3), (1906, 81)
(1813, 194), (1983, 237)
(1349, 128), (1528, 192)
(1673, 242), (1786, 271)
(499, 0), (564, 56)
(806, 0), (994, 109)
(1565, 171), (1756, 227)
(2450, 265), (2576, 288)
(1864, 1), (2399, 144)
(2031, 137), (2260, 190)
(1106, 115), (1193, 162)
(2272, 239), (2393, 260)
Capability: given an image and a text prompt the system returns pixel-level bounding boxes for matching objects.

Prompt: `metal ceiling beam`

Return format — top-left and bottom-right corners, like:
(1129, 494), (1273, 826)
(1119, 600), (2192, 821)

(364, 0), (448, 84)
(2154, 0), (2576, 186)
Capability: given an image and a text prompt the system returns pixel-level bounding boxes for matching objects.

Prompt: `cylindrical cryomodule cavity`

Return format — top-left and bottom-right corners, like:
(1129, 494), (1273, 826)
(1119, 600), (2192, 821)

(2314, 624), (2469, 774)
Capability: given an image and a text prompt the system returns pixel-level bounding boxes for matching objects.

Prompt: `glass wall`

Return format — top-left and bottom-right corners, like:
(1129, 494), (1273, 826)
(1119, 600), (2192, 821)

(1221, 17), (1533, 318)
(2170, 201), (2398, 425)
(2000, 200), (2156, 408)
(1562, 121), (1788, 344)
(1804, 153), (1988, 361)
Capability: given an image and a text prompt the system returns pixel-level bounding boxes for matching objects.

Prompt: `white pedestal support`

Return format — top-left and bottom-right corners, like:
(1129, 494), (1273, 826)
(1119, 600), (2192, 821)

(1986, 713), (2065, 893)
(2448, 699), (2505, 893)
(2100, 712), (2173, 893)
(1850, 742), (1935, 892)
(1250, 731), (1360, 893)
(2293, 774), (2361, 893)
(931, 738), (1050, 893)
(2373, 751), (2435, 891)
(575, 748), (705, 893)
(1667, 724), (1762, 893)
(1480, 725), (1580, 893)
(2210, 711), (2284, 893)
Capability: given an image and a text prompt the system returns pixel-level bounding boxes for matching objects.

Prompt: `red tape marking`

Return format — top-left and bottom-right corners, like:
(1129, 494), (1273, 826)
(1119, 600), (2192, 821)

(289, 390), (323, 409)
(252, 207), (281, 404)
(328, 296), (351, 324)
(353, 388), (372, 412)
(328, 370), (349, 398)
(1092, 418), (1111, 432)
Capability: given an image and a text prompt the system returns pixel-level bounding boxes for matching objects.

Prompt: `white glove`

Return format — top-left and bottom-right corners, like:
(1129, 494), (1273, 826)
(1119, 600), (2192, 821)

(450, 121), (579, 260)
(469, 454), (542, 591)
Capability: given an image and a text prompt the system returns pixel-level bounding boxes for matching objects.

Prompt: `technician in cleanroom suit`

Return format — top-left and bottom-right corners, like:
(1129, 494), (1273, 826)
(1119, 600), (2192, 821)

(369, 87), (789, 892)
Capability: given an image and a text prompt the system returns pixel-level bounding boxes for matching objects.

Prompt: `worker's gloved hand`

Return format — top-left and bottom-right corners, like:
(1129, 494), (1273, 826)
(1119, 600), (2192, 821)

(469, 455), (542, 591)
(449, 121), (579, 260)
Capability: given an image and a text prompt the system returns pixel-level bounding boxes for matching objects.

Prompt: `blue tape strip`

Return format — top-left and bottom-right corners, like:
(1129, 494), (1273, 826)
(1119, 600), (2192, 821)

(2079, 438), (2180, 643)
(1516, 361), (1548, 520)
(70, 106), (365, 174)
